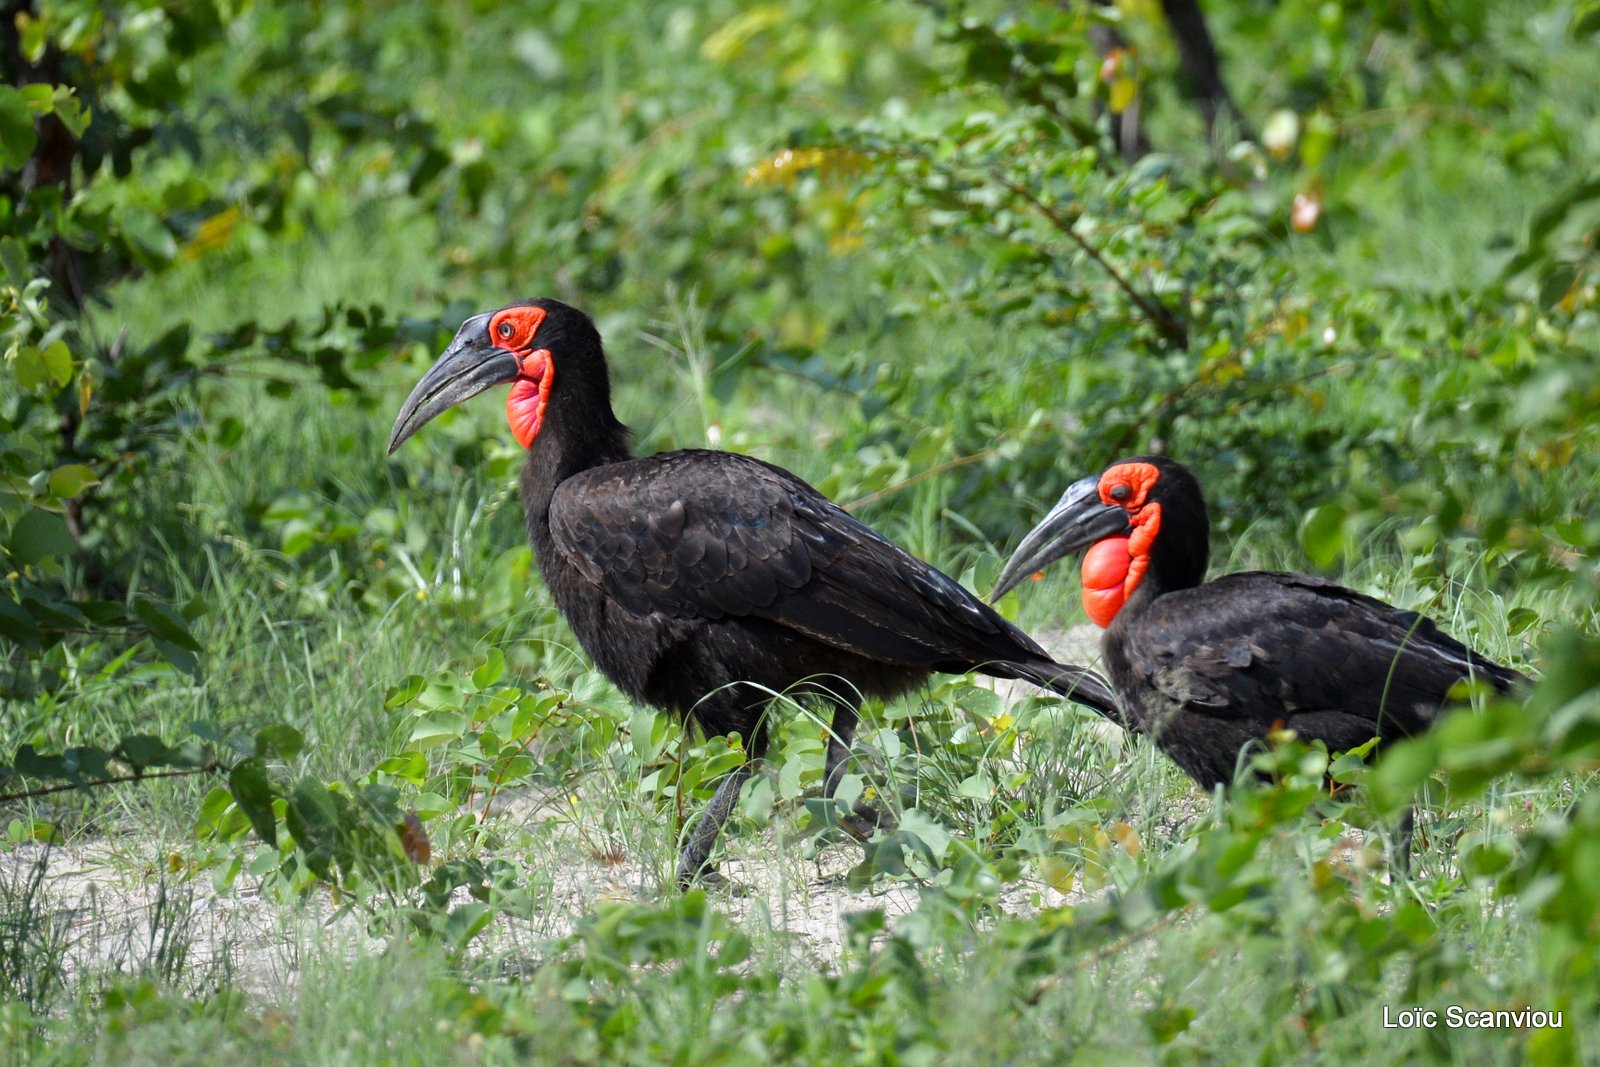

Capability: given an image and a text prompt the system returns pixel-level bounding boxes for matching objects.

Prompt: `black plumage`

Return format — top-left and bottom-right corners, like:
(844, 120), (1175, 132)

(390, 298), (1120, 884)
(993, 455), (1526, 789)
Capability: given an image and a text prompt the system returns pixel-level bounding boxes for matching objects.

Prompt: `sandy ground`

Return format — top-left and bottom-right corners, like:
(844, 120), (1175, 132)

(0, 625), (1124, 999)
(0, 806), (1100, 1002)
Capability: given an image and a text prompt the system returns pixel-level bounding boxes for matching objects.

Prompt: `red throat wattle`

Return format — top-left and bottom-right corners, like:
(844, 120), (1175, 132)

(1079, 500), (1163, 627)
(506, 350), (553, 448)
(1081, 537), (1132, 627)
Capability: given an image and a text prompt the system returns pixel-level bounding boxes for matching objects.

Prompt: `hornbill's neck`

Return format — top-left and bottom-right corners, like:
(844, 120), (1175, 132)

(1124, 467), (1210, 614)
(518, 335), (632, 527)
(1135, 499), (1209, 602)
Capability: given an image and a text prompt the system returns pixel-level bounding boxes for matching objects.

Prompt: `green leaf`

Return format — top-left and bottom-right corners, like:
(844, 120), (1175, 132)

(228, 757), (279, 847)
(14, 347), (56, 391)
(9, 508), (76, 565)
(1368, 734), (1440, 814)
(407, 712), (468, 751)
(1298, 503), (1346, 569)
(471, 647), (506, 688)
(40, 341), (72, 387)
(441, 902), (494, 950)
(117, 734), (174, 769)
(956, 771), (994, 800)
(120, 206), (178, 262)
(0, 596), (42, 647)
(48, 88), (89, 138)
(151, 637), (200, 676)
(0, 86), (37, 170)
(13, 744), (68, 782)
(19, 588), (83, 631)
(285, 778), (342, 880)
(133, 597), (203, 652)
(68, 745), (113, 781)
(1576, 2), (1600, 37)
(47, 464), (98, 499)
(254, 724), (306, 760)
(1144, 1004), (1196, 1044)
(385, 674), (427, 707)
(194, 785), (238, 838)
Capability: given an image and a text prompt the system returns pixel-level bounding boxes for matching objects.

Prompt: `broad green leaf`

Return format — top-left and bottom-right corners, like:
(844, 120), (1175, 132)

(1298, 503), (1346, 570)
(0, 596), (42, 647)
(385, 674), (427, 707)
(152, 637), (200, 676)
(13, 744), (68, 781)
(39, 341), (72, 387)
(254, 723), (306, 760)
(9, 508), (76, 565)
(117, 735), (174, 769)
(194, 785), (237, 838)
(1576, 2), (1600, 37)
(50, 89), (89, 138)
(408, 712), (468, 751)
(47, 464), (98, 499)
(19, 588), (83, 630)
(285, 778), (341, 880)
(228, 757), (278, 846)
(1368, 734), (1440, 814)
(0, 86), (37, 170)
(441, 902), (493, 950)
(133, 597), (203, 652)
(471, 647), (506, 688)
(13, 346), (56, 391)
(120, 206), (178, 262)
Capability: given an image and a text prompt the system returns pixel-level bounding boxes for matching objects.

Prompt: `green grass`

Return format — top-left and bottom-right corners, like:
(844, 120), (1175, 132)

(5, 323), (1586, 1061)
(6, 0), (1600, 1062)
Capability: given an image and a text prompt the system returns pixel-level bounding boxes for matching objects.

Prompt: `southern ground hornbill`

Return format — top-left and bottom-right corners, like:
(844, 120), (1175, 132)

(388, 298), (1120, 886)
(992, 455), (1526, 791)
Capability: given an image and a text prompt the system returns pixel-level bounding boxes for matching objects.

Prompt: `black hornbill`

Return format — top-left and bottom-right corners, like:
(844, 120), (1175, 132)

(388, 298), (1120, 886)
(992, 455), (1526, 790)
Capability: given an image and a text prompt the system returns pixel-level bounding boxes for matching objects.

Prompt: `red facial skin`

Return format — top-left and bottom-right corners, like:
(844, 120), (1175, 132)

(1080, 460), (1163, 627)
(489, 306), (554, 448)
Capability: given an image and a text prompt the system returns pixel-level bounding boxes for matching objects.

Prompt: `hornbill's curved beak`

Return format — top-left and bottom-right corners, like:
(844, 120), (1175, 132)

(388, 313), (518, 453)
(992, 473), (1134, 600)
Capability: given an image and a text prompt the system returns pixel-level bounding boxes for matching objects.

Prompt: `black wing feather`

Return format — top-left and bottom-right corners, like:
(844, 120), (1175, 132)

(1127, 571), (1524, 738)
(550, 449), (1049, 670)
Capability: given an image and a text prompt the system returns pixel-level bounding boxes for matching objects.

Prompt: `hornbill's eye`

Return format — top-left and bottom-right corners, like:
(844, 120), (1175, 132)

(1109, 484), (1132, 503)
(498, 321), (514, 340)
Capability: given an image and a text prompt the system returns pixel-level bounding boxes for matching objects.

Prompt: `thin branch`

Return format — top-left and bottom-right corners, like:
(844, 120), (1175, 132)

(1021, 907), (1191, 1007)
(989, 168), (1189, 349)
(843, 444), (1007, 513)
(0, 762), (225, 803)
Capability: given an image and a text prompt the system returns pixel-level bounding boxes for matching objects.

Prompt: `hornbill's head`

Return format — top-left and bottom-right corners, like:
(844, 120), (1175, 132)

(993, 455), (1209, 626)
(388, 298), (607, 453)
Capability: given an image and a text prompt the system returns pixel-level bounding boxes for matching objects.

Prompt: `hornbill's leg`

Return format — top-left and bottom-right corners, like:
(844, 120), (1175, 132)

(676, 759), (753, 889)
(822, 701), (858, 801)
(821, 698), (895, 840)
(676, 689), (775, 889)
(1393, 805), (1416, 877)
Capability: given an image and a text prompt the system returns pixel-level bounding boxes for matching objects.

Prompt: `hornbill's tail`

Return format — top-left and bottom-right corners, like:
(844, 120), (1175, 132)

(1002, 661), (1131, 732)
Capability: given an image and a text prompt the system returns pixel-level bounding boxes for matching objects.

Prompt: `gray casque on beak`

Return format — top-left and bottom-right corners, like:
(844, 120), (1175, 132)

(992, 473), (1134, 599)
(388, 313), (519, 453)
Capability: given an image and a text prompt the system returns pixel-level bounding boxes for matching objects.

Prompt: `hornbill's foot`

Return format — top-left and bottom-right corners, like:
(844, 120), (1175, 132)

(837, 801), (896, 843)
(675, 857), (718, 891)
(674, 859), (750, 895)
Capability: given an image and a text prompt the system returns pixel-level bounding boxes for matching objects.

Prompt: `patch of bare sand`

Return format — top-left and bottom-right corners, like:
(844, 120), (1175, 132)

(1, 633), (1141, 998)
(3, 795), (1102, 1001)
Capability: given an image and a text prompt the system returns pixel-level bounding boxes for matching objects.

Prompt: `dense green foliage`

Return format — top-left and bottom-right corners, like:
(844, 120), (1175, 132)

(3, 0), (1598, 1062)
